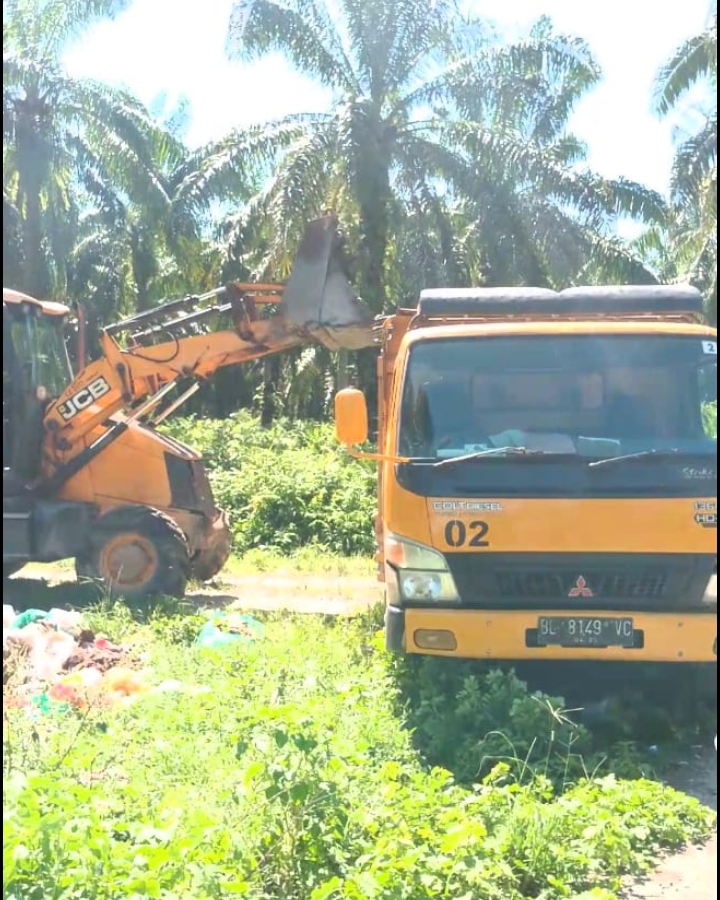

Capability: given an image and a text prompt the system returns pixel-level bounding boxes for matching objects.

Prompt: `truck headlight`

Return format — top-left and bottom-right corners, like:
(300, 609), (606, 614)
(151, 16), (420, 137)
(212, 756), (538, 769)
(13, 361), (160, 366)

(703, 572), (717, 604)
(385, 534), (460, 603)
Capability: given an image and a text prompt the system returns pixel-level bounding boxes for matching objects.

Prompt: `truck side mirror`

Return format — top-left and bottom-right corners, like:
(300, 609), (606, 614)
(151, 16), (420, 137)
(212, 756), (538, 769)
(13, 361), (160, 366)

(334, 388), (368, 446)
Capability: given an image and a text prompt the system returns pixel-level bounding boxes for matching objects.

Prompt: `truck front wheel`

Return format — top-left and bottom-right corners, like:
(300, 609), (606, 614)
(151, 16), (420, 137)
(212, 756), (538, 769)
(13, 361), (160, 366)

(76, 506), (190, 601)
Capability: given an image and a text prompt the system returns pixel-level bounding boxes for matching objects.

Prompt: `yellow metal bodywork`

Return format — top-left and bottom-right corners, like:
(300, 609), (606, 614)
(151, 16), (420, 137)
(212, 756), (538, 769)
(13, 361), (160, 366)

(41, 315), (313, 465)
(399, 318), (718, 344)
(50, 416), (227, 563)
(381, 486), (718, 556)
(402, 608), (717, 662)
(56, 416), (193, 512)
(3, 215), (374, 581)
(2, 215), (377, 586)
(383, 489), (717, 662)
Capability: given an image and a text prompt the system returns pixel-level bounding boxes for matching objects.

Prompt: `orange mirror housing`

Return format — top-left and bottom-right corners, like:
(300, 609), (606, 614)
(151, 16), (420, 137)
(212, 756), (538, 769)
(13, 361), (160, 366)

(334, 388), (369, 446)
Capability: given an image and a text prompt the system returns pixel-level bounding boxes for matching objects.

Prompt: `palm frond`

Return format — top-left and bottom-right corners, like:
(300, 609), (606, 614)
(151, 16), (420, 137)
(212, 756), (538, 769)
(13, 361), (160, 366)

(226, 0), (358, 92)
(653, 8), (717, 115)
(670, 114), (717, 204)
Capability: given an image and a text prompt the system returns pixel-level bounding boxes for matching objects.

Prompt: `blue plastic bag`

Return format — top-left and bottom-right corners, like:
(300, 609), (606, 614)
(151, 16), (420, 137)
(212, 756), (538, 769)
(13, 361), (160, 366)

(196, 611), (265, 649)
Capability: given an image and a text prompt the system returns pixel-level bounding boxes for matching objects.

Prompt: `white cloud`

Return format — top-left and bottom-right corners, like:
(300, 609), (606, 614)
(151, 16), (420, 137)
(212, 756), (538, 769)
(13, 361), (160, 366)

(471, 0), (712, 191)
(62, 0), (331, 145)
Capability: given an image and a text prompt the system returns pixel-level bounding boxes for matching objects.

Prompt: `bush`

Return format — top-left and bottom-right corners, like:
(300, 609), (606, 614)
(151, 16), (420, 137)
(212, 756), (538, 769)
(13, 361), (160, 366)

(392, 656), (595, 788)
(3, 612), (715, 900)
(390, 655), (720, 789)
(162, 412), (377, 556)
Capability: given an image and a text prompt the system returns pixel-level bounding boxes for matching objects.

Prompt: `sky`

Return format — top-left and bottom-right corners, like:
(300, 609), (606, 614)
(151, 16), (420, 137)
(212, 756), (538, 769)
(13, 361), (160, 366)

(62, 0), (714, 197)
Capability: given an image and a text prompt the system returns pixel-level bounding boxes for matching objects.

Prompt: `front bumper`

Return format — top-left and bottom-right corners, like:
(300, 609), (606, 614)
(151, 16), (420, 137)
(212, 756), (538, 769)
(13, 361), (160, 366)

(386, 605), (718, 663)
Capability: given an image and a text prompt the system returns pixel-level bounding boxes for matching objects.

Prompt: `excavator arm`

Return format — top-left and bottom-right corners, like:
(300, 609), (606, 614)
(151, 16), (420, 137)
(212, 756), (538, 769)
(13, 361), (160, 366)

(42, 215), (375, 466)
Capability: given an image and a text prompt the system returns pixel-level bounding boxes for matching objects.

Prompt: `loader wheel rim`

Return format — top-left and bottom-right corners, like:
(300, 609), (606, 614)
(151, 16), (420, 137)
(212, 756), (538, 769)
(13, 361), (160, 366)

(100, 533), (159, 589)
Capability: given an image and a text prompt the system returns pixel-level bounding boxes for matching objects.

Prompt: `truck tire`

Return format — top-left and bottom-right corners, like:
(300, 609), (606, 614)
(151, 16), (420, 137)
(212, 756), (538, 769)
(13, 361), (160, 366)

(76, 506), (190, 601)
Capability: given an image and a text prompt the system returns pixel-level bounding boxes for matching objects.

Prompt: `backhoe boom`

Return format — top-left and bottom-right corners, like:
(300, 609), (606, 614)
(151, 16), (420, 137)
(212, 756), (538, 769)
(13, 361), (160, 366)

(43, 214), (375, 462)
(45, 309), (328, 449)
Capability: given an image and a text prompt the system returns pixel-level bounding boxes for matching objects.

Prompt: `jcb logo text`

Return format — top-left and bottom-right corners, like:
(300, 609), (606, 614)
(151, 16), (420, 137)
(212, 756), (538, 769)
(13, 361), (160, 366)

(57, 377), (111, 421)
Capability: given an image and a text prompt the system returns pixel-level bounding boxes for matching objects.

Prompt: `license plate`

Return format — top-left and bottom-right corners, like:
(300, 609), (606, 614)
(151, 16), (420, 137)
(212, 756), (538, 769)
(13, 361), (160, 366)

(537, 616), (634, 648)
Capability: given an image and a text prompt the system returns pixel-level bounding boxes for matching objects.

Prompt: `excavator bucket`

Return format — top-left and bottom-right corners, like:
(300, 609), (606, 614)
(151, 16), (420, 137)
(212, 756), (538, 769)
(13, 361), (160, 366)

(281, 215), (376, 351)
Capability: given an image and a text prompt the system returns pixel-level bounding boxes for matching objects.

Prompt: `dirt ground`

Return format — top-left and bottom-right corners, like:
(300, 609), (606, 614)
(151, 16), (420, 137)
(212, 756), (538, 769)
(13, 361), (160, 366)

(5, 565), (382, 616)
(7, 565), (717, 899)
(622, 747), (717, 899)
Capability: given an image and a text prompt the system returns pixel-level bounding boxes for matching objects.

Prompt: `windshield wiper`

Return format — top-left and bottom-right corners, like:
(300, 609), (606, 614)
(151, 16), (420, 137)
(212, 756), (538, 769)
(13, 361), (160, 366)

(588, 449), (688, 470)
(432, 446), (548, 469)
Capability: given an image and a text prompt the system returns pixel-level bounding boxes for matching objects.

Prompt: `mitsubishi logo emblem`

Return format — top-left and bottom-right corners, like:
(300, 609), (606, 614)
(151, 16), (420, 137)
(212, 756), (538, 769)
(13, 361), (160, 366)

(568, 576), (594, 598)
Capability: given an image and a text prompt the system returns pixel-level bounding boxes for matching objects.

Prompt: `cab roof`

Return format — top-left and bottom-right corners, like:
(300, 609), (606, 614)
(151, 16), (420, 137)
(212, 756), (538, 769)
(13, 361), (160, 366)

(3, 287), (69, 317)
(416, 284), (706, 319)
(402, 319), (717, 346)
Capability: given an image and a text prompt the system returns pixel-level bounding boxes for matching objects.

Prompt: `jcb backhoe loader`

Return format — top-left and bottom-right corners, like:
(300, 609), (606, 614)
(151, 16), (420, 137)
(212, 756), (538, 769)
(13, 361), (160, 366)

(3, 215), (374, 599)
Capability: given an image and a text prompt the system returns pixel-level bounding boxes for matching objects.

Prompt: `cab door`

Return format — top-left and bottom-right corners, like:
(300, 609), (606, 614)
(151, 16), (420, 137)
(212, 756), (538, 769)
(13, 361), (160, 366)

(2, 305), (46, 484)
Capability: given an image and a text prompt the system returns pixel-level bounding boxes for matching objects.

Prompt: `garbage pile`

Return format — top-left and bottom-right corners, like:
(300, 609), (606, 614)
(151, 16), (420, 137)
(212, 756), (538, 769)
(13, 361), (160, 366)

(3, 605), (145, 713)
(3, 604), (266, 717)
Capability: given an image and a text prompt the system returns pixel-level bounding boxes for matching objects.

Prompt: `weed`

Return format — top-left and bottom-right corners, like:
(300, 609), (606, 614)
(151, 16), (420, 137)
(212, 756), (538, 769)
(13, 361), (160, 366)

(162, 412), (377, 556)
(3, 607), (715, 900)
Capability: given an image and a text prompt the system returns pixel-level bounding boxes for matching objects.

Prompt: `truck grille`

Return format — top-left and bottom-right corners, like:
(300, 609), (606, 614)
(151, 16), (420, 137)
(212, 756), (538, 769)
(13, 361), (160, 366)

(445, 553), (711, 610)
(495, 571), (669, 600)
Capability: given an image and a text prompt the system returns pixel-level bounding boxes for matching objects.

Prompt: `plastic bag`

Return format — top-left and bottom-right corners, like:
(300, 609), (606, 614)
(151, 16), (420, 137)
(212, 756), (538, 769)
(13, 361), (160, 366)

(196, 612), (265, 649)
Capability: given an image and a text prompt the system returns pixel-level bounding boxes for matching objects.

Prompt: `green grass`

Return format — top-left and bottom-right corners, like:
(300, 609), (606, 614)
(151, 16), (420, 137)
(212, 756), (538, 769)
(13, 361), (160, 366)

(4, 411), (715, 897)
(219, 547), (377, 579)
(3, 604), (715, 900)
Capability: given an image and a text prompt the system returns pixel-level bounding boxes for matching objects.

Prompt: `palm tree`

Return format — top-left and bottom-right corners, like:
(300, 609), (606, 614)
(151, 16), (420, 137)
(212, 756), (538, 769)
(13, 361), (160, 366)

(220, 0), (482, 311)
(651, 2), (717, 320)
(3, 0), (166, 298)
(217, 0), (666, 417)
(68, 130), (247, 313)
(223, 0), (663, 312)
(3, 192), (25, 286)
(390, 15), (668, 293)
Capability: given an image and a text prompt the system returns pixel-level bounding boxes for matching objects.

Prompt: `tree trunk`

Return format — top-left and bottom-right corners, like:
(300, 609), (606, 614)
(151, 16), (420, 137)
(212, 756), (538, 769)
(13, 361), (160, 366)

(260, 355), (280, 427)
(357, 162), (391, 315)
(3, 198), (25, 288)
(21, 189), (51, 298)
(337, 349), (350, 389)
(708, 277), (717, 326)
(354, 152), (390, 426)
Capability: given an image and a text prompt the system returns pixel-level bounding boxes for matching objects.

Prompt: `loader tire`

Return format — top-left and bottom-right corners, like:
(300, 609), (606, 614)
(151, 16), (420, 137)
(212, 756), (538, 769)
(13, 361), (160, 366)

(76, 506), (190, 601)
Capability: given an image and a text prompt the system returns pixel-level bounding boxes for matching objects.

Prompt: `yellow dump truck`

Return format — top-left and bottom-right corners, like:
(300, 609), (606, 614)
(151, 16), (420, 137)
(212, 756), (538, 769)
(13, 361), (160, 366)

(334, 285), (717, 663)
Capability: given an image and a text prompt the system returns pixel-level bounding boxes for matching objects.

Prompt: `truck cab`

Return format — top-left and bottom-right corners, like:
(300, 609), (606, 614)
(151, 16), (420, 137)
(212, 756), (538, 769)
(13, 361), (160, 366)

(336, 285), (717, 663)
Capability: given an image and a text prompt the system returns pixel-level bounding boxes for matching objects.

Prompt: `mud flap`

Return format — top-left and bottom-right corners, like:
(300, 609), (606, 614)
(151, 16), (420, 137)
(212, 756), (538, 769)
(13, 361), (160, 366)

(281, 215), (375, 351)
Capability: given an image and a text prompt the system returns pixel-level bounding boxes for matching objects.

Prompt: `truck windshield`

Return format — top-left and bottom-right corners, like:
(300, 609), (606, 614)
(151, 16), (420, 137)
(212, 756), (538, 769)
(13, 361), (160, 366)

(9, 312), (73, 399)
(398, 334), (717, 460)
